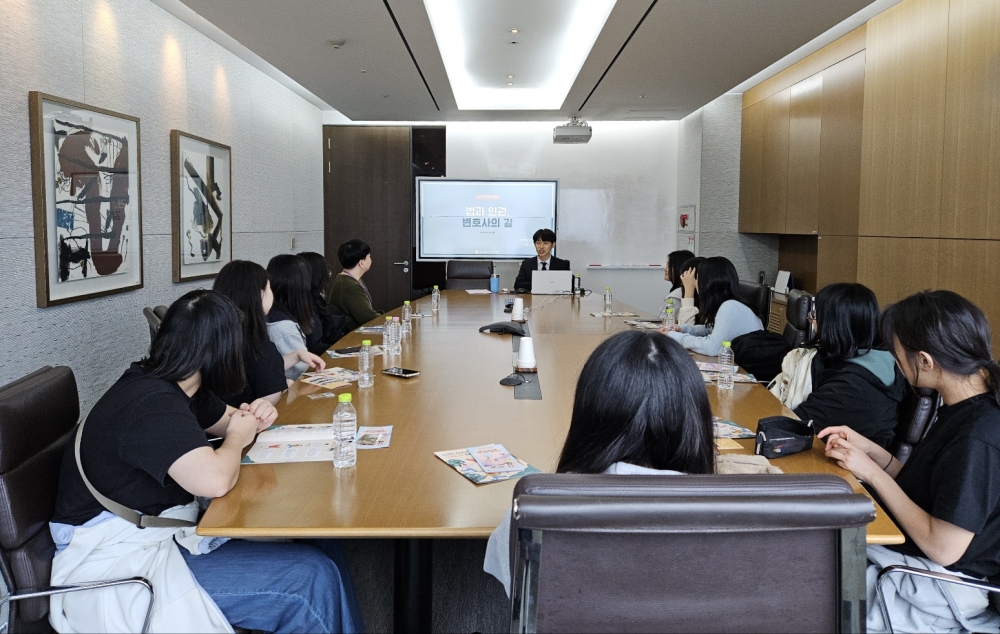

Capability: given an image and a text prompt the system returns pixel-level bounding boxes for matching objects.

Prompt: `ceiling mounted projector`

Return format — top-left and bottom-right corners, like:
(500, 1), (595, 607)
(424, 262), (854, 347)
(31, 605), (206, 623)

(553, 117), (592, 144)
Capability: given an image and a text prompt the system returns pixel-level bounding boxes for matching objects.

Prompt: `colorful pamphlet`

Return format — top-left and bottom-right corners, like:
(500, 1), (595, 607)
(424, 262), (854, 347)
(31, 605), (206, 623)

(242, 425), (339, 464)
(468, 443), (522, 473)
(299, 367), (359, 389)
(702, 371), (758, 384)
(697, 361), (741, 373)
(590, 311), (639, 317)
(713, 418), (756, 439)
(356, 426), (392, 449)
(435, 445), (540, 485)
(624, 320), (662, 330)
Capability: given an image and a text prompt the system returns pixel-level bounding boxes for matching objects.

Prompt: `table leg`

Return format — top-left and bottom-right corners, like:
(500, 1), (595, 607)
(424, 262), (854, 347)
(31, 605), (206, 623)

(394, 539), (432, 632)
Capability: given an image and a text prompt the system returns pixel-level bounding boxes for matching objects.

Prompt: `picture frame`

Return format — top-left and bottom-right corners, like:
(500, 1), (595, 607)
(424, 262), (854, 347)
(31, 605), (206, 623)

(29, 92), (143, 307)
(170, 130), (232, 282)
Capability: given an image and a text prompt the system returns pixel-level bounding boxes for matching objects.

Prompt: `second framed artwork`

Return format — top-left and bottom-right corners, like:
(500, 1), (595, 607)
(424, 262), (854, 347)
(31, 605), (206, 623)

(170, 130), (232, 281)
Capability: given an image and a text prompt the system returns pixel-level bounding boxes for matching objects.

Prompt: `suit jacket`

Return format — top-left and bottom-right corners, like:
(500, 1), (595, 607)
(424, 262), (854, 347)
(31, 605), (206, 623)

(513, 255), (571, 291)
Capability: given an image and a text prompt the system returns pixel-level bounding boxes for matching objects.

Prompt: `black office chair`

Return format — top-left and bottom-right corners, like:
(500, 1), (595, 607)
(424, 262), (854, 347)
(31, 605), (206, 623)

(509, 473), (874, 633)
(142, 305), (168, 345)
(0, 367), (153, 633)
(875, 566), (1000, 634)
(739, 280), (771, 324)
(783, 290), (814, 348)
(890, 387), (940, 465)
(445, 260), (494, 290)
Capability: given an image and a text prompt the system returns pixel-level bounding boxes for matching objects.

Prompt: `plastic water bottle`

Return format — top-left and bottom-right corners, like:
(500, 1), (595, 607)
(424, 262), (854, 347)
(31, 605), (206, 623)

(603, 286), (613, 313)
(390, 317), (402, 355)
(663, 308), (676, 330)
(358, 339), (374, 388)
(431, 285), (440, 312)
(383, 315), (393, 349)
(718, 341), (735, 391)
(401, 300), (412, 335)
(333, 393), (357, 468)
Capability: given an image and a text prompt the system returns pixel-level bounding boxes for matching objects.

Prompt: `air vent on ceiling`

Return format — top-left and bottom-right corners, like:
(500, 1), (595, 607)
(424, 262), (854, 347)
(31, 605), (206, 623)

(624, 110), (678, 120)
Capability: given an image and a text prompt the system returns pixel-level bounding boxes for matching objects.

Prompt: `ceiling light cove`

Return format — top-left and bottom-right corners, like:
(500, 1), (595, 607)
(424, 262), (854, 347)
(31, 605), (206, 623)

(423, 0), (616, 110)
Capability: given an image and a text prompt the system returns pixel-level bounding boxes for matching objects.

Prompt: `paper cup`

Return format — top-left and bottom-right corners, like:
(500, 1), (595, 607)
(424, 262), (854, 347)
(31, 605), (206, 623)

(512, 297), (524, 320)
(518, 337), (536, 368)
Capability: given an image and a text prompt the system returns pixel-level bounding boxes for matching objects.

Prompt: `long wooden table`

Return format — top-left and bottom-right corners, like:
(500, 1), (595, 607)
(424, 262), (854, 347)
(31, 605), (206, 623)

(198, 290), (903, 629)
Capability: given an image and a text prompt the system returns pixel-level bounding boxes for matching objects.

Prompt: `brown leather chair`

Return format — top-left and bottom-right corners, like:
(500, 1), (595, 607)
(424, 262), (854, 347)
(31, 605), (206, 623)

(783, 290), (814, 348)
(445, 260), (494, 290)
(509, 473), (874, 633)
(0, 367), (152, 633)
(739, 280), (771, 324)
(890, 387), (940, 465)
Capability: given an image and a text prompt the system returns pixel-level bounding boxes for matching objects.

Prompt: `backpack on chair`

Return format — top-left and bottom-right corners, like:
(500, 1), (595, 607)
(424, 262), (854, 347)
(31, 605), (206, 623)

(731, 331), (792, 384)
(768, 347), (817, 410)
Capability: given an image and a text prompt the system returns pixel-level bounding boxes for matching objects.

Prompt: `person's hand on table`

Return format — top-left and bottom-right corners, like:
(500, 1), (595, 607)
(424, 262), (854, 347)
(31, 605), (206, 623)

(226, 410), (259, 449)
(242, 399), (278, 431)
(657, 325), (681, 335)
(297, 350), (326, 372)
(818, 425), (886, 482)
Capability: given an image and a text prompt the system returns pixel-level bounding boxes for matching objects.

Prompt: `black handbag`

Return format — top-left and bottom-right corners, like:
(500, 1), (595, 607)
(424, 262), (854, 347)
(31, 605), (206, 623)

(754, 416), (814, 459)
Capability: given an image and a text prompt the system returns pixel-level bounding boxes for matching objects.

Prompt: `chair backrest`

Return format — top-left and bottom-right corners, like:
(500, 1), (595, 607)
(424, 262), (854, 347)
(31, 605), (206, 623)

(142, 307), (160, 345)
(891, 387), (940, 465)
(445, 260), (494, 290)
(739, 280), (771, 324)
(782, 290), (814, 348)
(510, 473), (874, 633)
(0, 366), (79, 626)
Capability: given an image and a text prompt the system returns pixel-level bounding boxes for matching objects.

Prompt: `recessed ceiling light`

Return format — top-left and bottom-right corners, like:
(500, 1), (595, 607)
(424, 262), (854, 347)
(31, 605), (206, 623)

(509, 28), (519, 34)
(507, 82), (514, 86)
(424, 0), (616, 110)
(507, 74), (514, 79)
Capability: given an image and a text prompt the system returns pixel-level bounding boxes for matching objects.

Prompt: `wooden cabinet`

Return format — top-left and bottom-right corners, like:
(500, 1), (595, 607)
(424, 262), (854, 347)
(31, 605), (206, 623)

(816, 236), (859, 288)
(738, 100), (764, 233)
(786, 76), (823, 235)
(760, 89), (791, 233)
(819, 52), (866, 236)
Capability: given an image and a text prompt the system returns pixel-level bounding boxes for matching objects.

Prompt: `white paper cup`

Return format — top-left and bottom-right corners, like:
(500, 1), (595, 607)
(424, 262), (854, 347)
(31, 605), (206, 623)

(512, 298), (524, 320)
(518, 337), (536, 368)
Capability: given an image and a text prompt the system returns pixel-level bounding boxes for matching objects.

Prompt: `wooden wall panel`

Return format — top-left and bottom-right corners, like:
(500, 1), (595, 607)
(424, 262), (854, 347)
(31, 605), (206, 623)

(859, 0), (950, 238)
(816, 236), (859, 289)
(857, 237), (940, 305)
(940, 0), (1000, 240)
(785, 75), (823, 235)
(938, 240), (1000, 354)
(743, 25), (867, 109)
(778, 235), (818, 293)
(738, 100), (765, 233)
(818, 52), (866, 236)
(761, 89), (790, 234)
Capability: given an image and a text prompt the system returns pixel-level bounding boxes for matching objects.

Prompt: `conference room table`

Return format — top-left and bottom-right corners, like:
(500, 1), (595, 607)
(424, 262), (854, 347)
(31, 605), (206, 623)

(198, 290), (904, 631)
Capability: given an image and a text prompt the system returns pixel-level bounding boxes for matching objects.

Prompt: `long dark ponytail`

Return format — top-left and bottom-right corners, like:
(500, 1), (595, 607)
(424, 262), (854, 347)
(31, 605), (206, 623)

(881, 290), (1000, 405)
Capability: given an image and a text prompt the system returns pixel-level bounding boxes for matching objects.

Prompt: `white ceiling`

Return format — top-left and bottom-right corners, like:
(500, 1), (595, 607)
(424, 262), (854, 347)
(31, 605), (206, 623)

(173, 0), (875, 122)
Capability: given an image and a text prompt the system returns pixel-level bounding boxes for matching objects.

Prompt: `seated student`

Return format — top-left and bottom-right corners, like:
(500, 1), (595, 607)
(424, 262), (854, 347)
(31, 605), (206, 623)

(483, 330), (714, 595)
(266, 254), (318, 380)
(513, 228), (570, 292)
(793, 283), (906, 448)
(49, 290), (362, 633)
(663, 256), (762, 356)
(325, 239), (382, 331)
(659, 249), (695, 317)
(820, 290), (1000, 633)
(300, 251), (350, 353)
(213, 260), (325, 405)
(675, 255), (703, 326)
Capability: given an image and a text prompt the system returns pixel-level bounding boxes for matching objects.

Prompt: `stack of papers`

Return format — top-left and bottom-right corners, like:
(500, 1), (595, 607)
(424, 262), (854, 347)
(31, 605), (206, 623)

(713, 418), (755, 439)
(590, 311), (639, 317)
(299, 367), (360, 389)
(435, 443), (539, 485)
(465, 289), (492, 295)
(242, 424), (392, 464)
(624, 320), (662, 330)
(328, 346), (383, 359)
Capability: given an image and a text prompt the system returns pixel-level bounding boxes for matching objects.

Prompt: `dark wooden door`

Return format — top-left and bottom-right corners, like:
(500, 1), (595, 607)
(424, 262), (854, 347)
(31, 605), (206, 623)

(324, 126), (412, 311)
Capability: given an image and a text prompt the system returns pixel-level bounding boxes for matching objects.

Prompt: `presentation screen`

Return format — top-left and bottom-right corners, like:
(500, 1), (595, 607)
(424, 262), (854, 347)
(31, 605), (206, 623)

(417, 178), (557, 260)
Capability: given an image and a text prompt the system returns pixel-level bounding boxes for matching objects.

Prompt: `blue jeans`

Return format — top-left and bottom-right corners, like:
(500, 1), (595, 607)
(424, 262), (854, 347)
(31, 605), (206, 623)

(181, 539), (363, 633)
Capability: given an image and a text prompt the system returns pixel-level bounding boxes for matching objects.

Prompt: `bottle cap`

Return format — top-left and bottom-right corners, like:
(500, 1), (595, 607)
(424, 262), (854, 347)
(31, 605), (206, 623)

(338, 393), (352, 403)
(605, 286), (610, 290)
(722, 341), (732, 348)
(393, 316), (400, 321)
(385, 316), (392, 321)
(362, 339), (371, 346)
(433, 285), (439, 289)
(666, 309), (674, 314)
(404, 300), (410, 305)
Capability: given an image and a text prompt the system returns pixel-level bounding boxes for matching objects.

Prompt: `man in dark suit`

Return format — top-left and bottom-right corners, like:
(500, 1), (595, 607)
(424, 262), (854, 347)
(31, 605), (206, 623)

(514, 228), (570, 292)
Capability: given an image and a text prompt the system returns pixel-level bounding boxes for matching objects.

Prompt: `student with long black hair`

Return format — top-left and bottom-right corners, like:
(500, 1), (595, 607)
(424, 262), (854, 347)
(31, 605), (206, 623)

(49, 290), (361, 633)
(660, 249), (695, 315)
(266, 254), (318, 380)
(300, 251), (349, 353)
(664, 256), (762, 355)
(792, 283), (906, 447)
(213, 260), (324, 404)
(483, 330), (715, 595)
(675, 255), (703, 326)
(820, 290), (1000, 632)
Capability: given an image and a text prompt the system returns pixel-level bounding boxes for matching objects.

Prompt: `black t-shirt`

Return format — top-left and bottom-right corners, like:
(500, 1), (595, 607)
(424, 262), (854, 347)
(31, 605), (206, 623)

(889, 393), (1000, 578)
(222, 340), (287, 408)
(52, 364), (227, 526)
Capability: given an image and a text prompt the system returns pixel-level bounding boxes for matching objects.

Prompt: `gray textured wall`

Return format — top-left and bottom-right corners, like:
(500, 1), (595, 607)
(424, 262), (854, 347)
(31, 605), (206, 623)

(0, 0), (323, 412)
(679, 94), (779, 283)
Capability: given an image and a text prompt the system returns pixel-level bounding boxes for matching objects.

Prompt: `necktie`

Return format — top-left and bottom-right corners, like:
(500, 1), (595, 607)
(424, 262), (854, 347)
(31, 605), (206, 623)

(542, 262), (548, 271)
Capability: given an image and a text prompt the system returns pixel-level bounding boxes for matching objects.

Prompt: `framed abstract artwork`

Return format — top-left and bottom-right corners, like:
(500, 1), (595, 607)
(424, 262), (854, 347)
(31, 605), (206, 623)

(29, 92), (143, 307)
(170, 130), (232, 281)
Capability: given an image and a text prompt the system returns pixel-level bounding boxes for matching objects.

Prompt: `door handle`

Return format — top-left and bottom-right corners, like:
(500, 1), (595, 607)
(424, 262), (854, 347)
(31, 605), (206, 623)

(393, 261), (409, 266)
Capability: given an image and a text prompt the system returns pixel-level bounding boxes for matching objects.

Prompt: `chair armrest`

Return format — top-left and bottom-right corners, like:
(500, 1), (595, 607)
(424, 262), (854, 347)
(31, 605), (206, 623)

(1, 576), (154, 634)
(875, 565), (1000, 634)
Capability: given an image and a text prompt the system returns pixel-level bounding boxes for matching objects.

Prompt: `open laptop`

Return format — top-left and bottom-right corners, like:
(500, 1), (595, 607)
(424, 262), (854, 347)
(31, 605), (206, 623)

(531, 270), (573, 295)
